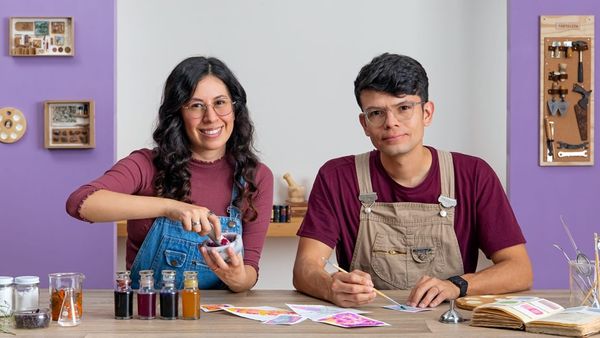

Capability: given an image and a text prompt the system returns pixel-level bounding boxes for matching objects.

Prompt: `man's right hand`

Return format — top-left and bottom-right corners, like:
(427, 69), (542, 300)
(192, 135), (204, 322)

(329, 269), (377, 307)
(293, 237), (377, 308)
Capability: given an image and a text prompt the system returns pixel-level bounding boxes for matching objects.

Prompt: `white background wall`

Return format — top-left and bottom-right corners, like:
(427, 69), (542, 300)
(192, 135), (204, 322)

(117, 0), (506, 289)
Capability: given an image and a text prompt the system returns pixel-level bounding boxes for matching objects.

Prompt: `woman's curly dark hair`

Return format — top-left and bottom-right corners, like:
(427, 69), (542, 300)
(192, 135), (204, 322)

(152, 56), (259, 222)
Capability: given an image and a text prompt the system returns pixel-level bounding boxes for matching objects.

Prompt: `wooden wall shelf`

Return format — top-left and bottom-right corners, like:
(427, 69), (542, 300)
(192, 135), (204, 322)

(266, 217), (302, 237)
(116, 217), (301, 238)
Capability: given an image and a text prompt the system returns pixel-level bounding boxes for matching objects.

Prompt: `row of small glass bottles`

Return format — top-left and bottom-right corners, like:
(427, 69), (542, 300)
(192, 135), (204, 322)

(114, 270), (200, 320)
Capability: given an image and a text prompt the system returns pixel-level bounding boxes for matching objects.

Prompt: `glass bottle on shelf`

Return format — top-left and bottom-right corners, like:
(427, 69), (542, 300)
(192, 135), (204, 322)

(159, 270), (178, 320)
(137, 270), (156, 320)
(181, 271), (200, 320)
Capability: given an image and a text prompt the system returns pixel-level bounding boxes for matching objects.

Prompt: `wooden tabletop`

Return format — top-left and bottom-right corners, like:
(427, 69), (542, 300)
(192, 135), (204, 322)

(12, 289), (569, 337)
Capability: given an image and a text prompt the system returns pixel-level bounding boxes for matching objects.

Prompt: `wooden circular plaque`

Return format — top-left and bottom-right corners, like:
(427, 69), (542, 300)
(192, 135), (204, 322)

(0, 107), (27, 144)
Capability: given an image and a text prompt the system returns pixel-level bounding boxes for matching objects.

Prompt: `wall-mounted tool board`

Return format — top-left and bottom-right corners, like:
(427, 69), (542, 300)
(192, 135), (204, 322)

(540, 15), (594, 166)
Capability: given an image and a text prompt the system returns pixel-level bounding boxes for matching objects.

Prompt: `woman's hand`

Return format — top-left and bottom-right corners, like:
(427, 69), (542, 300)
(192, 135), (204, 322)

(164, 200), (221, 239)
(200, 246), (253, 292)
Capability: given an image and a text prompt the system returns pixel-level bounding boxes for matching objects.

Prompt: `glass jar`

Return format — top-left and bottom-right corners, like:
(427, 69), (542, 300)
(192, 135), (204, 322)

(569, 260), (598, 307)
(49, 272), (85, 321)
(14, 276), (39, 312)
(14, 308), (50, 329)
(0, 276), (14, 316)
(159, 270), (178, 320)
(137, 270), (156, 320)
(114, 271), (133, 319)
(181, 271), (200, 320)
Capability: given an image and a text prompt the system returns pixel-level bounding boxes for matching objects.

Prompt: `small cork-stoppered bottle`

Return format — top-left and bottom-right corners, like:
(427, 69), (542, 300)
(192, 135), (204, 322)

(137, 270), (156, 320)
(181, 271), (200, 320)
(159, 270), (178, 320)
(114, 271), (133, 319)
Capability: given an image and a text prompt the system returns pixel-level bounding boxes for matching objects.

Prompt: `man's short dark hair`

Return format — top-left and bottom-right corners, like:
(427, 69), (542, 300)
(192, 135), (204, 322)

(354, 53), (429, 109)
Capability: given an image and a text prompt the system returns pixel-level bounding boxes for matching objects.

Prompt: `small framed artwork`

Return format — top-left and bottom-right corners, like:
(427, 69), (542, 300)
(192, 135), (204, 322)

(9, 17), (74, 56)
(44, 100), (95, 149)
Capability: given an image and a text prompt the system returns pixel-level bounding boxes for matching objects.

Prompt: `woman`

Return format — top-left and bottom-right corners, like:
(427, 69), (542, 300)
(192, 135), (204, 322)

(66, 57), (273, 292)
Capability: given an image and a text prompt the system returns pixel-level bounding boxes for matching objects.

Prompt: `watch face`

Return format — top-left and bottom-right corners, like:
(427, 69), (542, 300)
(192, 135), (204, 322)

(457, 278), (467, 287)
(449, 276), (468, 296)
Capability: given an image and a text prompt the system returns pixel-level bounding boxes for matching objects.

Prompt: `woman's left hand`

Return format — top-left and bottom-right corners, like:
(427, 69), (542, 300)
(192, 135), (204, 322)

(200, 246), (250, 292)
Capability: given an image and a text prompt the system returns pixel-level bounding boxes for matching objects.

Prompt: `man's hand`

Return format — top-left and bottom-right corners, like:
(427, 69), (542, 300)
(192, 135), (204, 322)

(406, 244), (533, 308)
(294, 238), (377, 307)
(406, 275), (459, 308)
(329, 270), (377, 307)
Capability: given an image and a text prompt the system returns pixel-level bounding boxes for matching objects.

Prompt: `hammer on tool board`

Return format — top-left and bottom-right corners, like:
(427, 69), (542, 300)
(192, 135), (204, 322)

(573, 41), (588, 83)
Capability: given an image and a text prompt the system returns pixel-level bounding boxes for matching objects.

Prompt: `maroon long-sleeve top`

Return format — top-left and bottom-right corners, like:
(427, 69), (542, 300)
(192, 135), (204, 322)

(66, 149), (274, 273)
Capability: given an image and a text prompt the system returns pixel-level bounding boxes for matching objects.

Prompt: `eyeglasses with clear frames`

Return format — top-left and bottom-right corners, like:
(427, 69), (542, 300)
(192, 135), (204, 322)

(362, 101), (424, 127)
(183, 98), (236, 118)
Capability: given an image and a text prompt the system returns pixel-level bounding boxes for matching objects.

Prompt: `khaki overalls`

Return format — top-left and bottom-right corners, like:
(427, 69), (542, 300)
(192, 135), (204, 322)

(349, 150), (464, 290)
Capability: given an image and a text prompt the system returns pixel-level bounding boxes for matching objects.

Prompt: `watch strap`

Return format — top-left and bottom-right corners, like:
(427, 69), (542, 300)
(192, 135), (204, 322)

(447, 275), (468, 297)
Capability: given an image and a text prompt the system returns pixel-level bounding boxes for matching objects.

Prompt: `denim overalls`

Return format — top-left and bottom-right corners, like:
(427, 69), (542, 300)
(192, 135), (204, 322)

(130, 183), (243, 290)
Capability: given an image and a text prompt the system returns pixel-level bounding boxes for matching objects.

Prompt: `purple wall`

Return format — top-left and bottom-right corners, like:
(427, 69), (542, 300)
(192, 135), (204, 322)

(0, 0), (595, 291)
(0, 0), (115, 288)
(509, 1), (599, 288)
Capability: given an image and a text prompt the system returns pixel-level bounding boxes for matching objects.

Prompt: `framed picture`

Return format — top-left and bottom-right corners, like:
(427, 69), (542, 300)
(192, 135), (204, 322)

(539, 16), (594, 166)
(9, 17), (74, 56)
(44, 100), (95, 149)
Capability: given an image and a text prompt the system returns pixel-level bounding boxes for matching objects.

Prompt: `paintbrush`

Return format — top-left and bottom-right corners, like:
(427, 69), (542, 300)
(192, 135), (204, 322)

(321, 257), (401, 306)
(580, 234), (600, 307)
(595, 233), (599, 306)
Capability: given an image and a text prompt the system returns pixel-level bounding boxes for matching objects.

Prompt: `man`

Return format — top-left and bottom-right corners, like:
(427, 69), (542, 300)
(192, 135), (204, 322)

(293, 53), (532, 308)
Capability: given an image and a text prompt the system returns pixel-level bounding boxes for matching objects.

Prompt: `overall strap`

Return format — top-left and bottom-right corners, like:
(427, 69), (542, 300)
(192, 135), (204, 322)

(436, 149), (455, 199)
(227, 174), (245, 218)
(354, 152), (373, 194)
(229, 177), (245, 204)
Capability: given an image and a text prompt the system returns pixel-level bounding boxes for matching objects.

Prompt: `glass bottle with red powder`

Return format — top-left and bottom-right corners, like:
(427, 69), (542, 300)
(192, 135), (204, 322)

(136, 270), (156, 320)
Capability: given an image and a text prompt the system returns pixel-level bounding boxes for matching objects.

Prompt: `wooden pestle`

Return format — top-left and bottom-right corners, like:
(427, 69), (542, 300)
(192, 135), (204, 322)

(283, 172), (299, 188)
(283, 173), (306, 203)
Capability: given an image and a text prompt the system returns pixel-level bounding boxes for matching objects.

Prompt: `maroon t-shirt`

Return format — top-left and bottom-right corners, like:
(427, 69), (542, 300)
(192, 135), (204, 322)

(297, 147), (525, 273)
(66, 149), (274, 273)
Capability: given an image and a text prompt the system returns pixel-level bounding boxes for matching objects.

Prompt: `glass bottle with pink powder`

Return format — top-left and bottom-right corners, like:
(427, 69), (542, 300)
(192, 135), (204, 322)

(137, 270), (156, 320)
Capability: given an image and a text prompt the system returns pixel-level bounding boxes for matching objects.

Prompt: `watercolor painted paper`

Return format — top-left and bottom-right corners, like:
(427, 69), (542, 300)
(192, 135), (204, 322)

(262, 314), (307, 325)
(317, 311), (390, 328)
(286, 304), (368, 321)
(200, 304), (233, 312)
(223, 306), (296, 321)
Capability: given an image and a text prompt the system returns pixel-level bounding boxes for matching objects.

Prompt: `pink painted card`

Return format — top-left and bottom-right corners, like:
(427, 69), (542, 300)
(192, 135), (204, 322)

(317, 311), (390, 328)
(223, 306), (297, 321)
(200, 304), (233, 312)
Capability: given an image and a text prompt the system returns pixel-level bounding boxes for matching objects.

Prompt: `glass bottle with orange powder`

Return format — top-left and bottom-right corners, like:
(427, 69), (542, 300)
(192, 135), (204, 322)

(181, 271), (200, 320)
